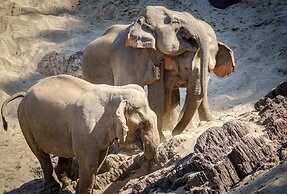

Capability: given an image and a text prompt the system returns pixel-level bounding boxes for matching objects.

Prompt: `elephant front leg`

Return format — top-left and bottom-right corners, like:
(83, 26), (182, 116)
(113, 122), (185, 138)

(163, 70), (181, 132)
(77, 165), (96, 194)
(148, 79), (165, 142)
(77, 148), (108, 194)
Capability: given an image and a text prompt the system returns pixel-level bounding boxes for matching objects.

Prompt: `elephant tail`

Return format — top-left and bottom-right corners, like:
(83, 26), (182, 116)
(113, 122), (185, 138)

(1, 92), (26, 131)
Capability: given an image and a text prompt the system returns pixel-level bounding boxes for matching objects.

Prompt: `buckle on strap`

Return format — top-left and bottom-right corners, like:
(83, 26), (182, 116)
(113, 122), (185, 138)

(153, 60), (163, 80)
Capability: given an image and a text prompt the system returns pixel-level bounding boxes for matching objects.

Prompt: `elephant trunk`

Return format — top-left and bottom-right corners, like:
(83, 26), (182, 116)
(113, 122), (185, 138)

(172, 78), (203, 136)
(141, 125), (160, 161)
(172, 38), (208, 136)
(143, 140), (158, 161)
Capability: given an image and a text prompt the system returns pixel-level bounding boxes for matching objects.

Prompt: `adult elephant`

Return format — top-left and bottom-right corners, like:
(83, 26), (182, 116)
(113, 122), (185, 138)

(82, 6), (235, 140)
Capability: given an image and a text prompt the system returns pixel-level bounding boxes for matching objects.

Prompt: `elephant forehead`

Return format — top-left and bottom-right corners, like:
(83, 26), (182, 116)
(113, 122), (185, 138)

(127, 93), (148, 106)
(145, 6), (185, 26)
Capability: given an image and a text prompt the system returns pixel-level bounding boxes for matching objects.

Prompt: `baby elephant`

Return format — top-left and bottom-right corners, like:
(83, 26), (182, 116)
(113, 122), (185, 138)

(1, 75), (160, 194)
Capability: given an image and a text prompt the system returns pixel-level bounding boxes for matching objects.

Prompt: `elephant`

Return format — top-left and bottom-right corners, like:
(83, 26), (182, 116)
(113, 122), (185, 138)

(1, 75), (160, 194)
(82, 6), (235, 139)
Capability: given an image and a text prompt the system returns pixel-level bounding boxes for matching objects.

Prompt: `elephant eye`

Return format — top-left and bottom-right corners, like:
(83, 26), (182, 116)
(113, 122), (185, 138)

(139, 120), (150, 129)
(164, 16), (171, 24)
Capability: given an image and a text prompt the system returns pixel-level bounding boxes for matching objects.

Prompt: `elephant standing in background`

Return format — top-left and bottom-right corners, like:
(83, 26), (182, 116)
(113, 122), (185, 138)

(82, 6), (235, 140)
(1, 75), (160, 194)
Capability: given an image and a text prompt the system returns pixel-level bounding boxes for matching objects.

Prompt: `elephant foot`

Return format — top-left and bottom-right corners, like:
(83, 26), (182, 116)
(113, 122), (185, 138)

(61, 174), (73, 187)
(45, 179), (60, 193)
(62, 180), (77, 194)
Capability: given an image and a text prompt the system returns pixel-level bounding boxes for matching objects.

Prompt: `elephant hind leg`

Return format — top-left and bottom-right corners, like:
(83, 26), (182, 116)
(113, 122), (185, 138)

(32, 149), (60, 192)
(21, 128), (60, 192)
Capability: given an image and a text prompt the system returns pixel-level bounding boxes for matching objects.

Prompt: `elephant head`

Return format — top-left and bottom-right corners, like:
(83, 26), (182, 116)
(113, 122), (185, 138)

(125, 6), (196, 57)
(115, 90), (160, 161)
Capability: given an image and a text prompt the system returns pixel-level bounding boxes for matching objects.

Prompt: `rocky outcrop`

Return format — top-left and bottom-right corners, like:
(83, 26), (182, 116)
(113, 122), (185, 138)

(254, 81), (287, 111)
(93, 136), (188, 190)
(37, 51), (83, 78)
(95, 152), (144, 190)
(136, 121), (278, 194)
(115, 85), (287, 194)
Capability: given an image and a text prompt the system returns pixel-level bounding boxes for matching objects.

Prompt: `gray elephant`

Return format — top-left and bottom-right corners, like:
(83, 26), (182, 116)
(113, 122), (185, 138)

(1, 75), (160, 194)
(82, 6), (235, 139)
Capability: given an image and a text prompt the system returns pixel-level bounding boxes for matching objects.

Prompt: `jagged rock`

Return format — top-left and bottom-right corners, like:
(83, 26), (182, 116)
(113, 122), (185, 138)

(125, 120), (280, 193)
(258, 94), (287, 144)
(66, 51), (83, 78)
(37, 51), (67, 76)
(95, 152), (143, 190)
(157, 136), (188, 166)
(37, 51), (83, 77)
(229, 136), (277, 179)
(279, 143), (287, 160)
(194, 121), (249, 163)
(254, 81), (287, 111)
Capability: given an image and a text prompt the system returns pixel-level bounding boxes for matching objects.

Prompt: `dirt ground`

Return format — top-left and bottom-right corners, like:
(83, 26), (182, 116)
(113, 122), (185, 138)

(0, 0), (286, 193)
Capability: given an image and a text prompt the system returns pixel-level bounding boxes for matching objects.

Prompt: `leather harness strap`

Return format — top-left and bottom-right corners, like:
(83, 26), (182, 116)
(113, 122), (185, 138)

(145, 49), (163, 80)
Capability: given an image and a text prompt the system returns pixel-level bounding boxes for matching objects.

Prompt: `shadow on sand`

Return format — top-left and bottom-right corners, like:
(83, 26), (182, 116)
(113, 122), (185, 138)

(6, 179), (69, 194)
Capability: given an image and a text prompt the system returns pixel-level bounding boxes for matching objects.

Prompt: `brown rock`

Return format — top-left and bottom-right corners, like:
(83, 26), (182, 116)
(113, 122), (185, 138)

(184, 172), (208, 190)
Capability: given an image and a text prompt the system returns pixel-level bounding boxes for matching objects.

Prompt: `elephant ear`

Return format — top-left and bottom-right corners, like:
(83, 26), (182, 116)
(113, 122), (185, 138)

(213, 42), (236, 77)
(115, 100), (130, 142)
(125, 16), (156, 49)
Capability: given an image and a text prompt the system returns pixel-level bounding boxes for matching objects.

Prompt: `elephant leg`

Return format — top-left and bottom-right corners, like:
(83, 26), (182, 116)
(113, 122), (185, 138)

(163, 76), (173, 131)
(39, 154), (60, 192)
(148, 79), (165, 142)
(77, 148), (108, 194)
(77, 164), (95, 194)
(21, 128), (60, 192)
(55, 157), (73, 186)
(163, 87), (180, 131)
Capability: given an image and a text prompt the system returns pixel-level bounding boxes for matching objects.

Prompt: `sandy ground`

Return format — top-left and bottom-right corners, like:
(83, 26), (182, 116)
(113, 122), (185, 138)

(0, 0), (286, 193)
